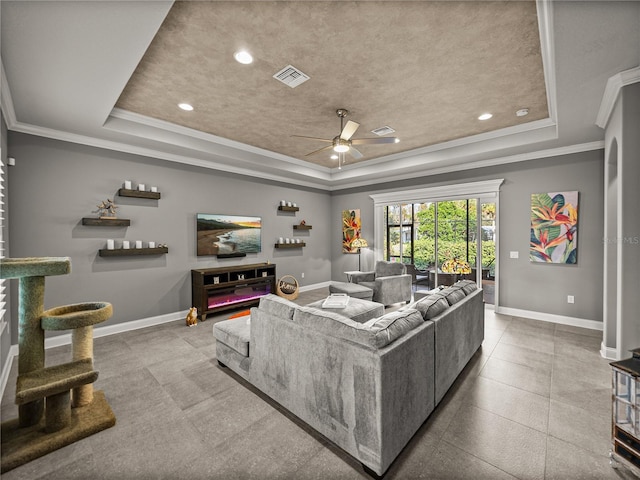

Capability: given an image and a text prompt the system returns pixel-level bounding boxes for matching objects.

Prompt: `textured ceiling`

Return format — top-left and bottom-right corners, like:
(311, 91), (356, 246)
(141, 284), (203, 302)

(116, 1), (548, 169)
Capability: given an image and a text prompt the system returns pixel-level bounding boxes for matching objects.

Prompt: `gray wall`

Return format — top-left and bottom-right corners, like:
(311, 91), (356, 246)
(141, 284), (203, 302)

(331, 149), (605, 323)
(7, 132), (331, 342)
(1, 115), (11, 372)
(6, 129), (607, 350)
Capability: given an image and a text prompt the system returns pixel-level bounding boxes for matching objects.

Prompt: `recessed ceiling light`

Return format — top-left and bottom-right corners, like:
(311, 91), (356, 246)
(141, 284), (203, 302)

(234, 50), (253, 65)
(178, 103), (193, 111)
(330, 154), (338, 160)
(478, 113), (493, 121)
(516, 108), (530, 117)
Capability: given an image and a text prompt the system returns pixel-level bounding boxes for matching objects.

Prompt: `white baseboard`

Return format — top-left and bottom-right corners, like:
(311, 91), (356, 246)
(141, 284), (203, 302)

(299, 281), (331, 292)
(0, 310), (187, 399)
(0, 285), (333, 399)
(601, 343), (618, 360)
(43, 309), (189, 350)
(494, 306), (604, 331)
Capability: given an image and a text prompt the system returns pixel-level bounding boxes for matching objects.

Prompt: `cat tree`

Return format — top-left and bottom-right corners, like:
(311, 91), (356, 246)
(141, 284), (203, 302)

(1, 257), (116, 473)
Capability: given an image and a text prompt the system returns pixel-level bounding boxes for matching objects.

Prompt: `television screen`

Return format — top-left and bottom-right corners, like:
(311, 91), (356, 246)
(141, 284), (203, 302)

(197, 214), (262, 256)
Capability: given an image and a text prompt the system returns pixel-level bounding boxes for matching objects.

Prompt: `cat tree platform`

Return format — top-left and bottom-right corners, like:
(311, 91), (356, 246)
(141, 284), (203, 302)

(0, 257), (116, 473)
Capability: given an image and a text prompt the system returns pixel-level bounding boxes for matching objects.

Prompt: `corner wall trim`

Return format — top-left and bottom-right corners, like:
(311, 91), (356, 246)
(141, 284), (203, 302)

(601, 343), (618, 361)
(596, 66), (640, 129)
(495, 306), (603, 331)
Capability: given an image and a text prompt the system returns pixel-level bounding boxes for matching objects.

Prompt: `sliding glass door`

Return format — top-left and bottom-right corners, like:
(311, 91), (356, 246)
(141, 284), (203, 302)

(383, 198), (496, 304)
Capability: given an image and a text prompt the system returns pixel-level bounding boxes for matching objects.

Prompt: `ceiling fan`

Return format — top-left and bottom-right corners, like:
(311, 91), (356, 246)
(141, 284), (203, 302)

(292, 108), (399, 161)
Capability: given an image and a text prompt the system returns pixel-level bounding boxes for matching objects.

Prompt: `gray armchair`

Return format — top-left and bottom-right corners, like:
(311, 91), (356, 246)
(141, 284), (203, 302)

(350, 261), (412, 306)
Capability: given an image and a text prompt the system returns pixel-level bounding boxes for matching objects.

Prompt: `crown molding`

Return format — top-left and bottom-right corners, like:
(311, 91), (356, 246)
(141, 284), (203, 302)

(0, 59), (17, 129)
(370, 179), (505, 206)
(329, 140), (604, 192)
(596, 66), (640, 129)
(107, 108), (331, 175)
(8, 120), (334, 190)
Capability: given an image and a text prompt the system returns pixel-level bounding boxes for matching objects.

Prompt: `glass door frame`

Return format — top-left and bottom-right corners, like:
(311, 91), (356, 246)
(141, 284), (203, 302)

(370, 179), (503, 308)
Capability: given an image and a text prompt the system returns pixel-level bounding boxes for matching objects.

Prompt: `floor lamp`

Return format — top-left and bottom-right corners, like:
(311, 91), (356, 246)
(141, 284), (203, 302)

(351, 237), (369, 271)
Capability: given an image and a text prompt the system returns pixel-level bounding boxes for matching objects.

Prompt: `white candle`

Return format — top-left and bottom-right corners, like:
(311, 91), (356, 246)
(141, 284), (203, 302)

(150, 186), (158, 193)
(285, 238), (290, 244)
(107, 239), (115, 250)
(278, 237), (284, 244)
(124, 180), (132, 190)
(138, 184), (145, 191)
(148, 241), (156, 248)
(280, 200), (286, 206)
(135, 240), (143, 249)
(293, 203), (297, 208)
(122, 241), (130, 249)
(287, 202), (292, 207)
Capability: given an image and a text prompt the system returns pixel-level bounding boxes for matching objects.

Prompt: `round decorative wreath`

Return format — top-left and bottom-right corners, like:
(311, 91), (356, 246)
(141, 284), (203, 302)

(276, 275), (299, 300)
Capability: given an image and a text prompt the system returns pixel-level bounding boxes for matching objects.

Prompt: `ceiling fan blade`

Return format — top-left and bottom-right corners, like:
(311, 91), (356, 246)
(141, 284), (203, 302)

(291, 135), (333, 142)
(305, 145), (333, 157)
(351, 137), (399, 145)
(340, 120), (360, 141)
(348, 147), (363, 160)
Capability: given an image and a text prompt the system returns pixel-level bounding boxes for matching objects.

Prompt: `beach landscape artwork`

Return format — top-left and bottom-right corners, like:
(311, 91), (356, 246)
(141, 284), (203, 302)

(530, 191), (578, 264)
(197, 213), (262, 256)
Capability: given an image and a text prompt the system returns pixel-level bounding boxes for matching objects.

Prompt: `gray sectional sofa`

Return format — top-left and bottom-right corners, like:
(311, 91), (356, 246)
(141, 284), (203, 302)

(213, 280), (484, 477)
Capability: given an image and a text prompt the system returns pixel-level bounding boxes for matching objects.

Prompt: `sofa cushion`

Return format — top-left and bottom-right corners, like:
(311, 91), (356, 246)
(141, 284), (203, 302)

(436, 286), (466, 306)
(375, 260), (406, 277)
(455, 279), (478, 295)
(293, 306), (422, 349)
(258, 294), (298, 320)
(306, 297), (384, 324)
(213, 319), (251, 357)
(413, 295), (450, 320)
(362, 309), (424, 348)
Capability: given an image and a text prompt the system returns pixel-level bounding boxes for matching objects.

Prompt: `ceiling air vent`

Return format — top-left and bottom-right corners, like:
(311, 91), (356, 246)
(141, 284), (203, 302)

(371, 126), (396, 136)
(273, 65), (310, 88)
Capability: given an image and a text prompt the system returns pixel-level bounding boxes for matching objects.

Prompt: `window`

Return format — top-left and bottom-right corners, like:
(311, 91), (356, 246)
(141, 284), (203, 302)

(0, 159), (6, 335)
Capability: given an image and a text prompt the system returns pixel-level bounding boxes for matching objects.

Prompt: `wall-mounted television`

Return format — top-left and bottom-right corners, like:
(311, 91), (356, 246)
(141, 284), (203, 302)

(197, 214), (262, 257)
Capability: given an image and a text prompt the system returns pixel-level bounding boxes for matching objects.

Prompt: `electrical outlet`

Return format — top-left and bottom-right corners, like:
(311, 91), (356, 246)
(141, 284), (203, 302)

(567, 295), (575, 304)
(510, 251), (519, 259)
(301, 272), (305, 279)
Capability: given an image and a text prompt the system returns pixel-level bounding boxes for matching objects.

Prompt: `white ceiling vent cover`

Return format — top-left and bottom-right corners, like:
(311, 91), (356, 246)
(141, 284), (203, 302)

(273, 65), (310, 88)
(371, 126), (396, 136)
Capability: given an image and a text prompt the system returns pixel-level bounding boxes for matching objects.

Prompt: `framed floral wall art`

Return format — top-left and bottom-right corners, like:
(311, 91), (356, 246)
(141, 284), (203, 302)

(342, 209), (362, 253)
(530, 191), (578, 263)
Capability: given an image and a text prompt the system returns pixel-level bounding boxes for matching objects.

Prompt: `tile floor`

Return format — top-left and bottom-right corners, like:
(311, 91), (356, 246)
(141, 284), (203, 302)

(0, 288), (634, 479)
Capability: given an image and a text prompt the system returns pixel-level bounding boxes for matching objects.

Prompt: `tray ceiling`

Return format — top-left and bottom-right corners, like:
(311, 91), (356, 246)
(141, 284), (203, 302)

(116, 0), (548, 169)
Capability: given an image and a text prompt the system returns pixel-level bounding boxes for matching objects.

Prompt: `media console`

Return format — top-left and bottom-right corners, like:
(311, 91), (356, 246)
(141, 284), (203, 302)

(191, 263), (276, 321)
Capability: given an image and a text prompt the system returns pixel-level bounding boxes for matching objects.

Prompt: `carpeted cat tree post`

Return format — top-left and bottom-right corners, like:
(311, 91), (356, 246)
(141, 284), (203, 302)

(0, 257), (116, 473)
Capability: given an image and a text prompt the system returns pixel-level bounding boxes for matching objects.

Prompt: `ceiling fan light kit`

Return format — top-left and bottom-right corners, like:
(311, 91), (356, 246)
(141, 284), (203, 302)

(293, 108), (399, 165)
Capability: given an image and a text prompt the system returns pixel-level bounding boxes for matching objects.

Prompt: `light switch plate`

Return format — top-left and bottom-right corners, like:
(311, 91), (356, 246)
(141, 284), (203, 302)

(510, 251), (519, 259)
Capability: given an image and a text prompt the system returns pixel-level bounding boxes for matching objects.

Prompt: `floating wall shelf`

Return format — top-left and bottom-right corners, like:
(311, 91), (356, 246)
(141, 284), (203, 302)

(117, 188), (161, 200)
(82, 218), (131, 227)
(275, 243), (306, 248)
(277, 206), (299, 212)
(98, 247), (168, 257)
(293, 225), (312, 230)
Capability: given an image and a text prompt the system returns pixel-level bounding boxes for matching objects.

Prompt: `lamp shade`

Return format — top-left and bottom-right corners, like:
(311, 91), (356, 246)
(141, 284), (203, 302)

(351, 237), (368, 248)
